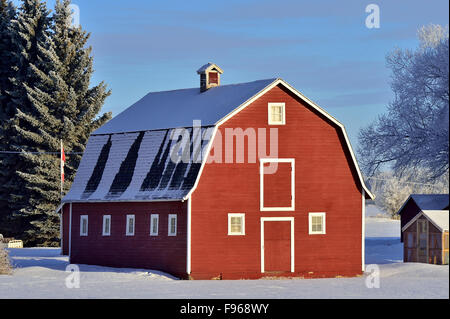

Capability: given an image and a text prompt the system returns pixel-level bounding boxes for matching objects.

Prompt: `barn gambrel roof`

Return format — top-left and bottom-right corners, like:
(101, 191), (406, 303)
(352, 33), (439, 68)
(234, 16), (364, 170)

(63, 127), (213, 202)
(64, 78), (375, 203)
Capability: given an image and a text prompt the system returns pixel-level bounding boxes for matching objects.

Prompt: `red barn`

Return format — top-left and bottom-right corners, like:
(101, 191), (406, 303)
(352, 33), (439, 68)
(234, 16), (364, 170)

(60, 63), (374, 279)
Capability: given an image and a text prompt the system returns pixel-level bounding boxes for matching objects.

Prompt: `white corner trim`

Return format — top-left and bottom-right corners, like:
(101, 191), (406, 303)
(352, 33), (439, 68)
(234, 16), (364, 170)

(186, 198), (191, 274)
(308, 212), (326, 235)
(362, 189), (366, 272)
(260, 158), (295, 211)
(260, 217), (295, 273)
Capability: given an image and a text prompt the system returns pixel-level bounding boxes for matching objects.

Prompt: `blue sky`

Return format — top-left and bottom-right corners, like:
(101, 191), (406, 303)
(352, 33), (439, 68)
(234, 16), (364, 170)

(13, 0), (450, 147)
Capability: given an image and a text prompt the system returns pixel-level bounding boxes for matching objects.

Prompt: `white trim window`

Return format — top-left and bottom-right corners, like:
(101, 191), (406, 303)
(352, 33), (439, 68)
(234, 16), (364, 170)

(228, 213), (245, 235)
(102, 215), (111, 236)
(80, 215), (88, 236)
(268, 102), (285, 125)
(126, 214), (135, 236)
(309, 212), (326, 235)
(150, 214), (159, 236)
(260, 158), (295, 211)
(168, 214), (177, 236)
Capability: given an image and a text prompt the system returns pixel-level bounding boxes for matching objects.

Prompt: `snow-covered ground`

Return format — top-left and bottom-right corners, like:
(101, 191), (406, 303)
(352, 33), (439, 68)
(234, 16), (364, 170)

(0, 216), (448, 299)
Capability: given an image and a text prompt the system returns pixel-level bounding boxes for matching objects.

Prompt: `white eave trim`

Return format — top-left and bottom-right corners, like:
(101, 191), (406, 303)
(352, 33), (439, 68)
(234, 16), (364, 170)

(184, 78), (374, 200)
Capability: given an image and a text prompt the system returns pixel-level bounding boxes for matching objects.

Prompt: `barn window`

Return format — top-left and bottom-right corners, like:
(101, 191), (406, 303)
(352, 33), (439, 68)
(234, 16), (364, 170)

(80, 215), (88, 236)
(168, 214), (177, 236)
(309, 213), (326, 235)
(228, 213), (245, 235)
(102, 215), (111, 236)
(150, 214), (159, 236)
(126, 214), (135, 236)
(268, 103), (285, 125)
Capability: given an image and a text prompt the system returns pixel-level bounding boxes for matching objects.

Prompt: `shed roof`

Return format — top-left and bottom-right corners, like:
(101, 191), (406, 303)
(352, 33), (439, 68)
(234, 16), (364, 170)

(398, 194), (449, 215)
(402, 210), (449, 232)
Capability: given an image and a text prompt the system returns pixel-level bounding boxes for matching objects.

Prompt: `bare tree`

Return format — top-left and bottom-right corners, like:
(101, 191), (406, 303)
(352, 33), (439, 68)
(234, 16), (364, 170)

(358, 25), (449, 181)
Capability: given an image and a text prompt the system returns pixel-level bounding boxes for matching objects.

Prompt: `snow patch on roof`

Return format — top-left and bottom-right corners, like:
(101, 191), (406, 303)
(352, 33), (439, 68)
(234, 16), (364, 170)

(421, 210), (449, 232)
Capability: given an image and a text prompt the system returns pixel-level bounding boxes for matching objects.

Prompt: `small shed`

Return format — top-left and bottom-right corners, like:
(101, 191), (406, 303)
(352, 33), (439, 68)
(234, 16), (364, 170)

(397, 194), (449, 242)
(402, 210), (449, 265)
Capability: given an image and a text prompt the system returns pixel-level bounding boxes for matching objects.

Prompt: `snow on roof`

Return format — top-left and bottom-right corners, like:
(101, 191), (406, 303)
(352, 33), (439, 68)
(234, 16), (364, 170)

(196, 62), (223, 74)
(421, 210), (449, 232)
(402, 210), (449, 232)
(409, 194), (449, 211)
(63, 127), (213, 202)
(94, 79), (276, 135)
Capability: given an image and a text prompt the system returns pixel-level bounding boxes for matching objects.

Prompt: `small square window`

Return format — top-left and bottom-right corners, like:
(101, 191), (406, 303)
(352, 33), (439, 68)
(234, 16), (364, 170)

(168, 214), (177, 236)
(150, 214), (159, 236)
(126, 214), (135, 236)
(80, 215), (88, 236)
(268, 103), (285, 125)
(102, 215), (111, 236)
(228, 213), (245, 235)
(309, 213), (326, 235)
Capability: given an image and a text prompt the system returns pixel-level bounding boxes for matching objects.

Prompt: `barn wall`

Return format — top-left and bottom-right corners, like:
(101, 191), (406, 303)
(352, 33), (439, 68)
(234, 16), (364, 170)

(69, 201), (188, 278)
(61, 204), (70, 255)
(190, 84), (364, 279)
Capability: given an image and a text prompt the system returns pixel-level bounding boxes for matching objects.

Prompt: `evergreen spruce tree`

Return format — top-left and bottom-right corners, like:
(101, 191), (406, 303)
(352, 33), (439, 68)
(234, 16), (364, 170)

(4, 0), (111, 246)
(0, 0), (16, 235)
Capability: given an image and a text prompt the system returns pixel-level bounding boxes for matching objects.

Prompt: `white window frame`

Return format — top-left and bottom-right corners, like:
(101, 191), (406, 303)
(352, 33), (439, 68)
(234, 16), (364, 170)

(268, 102), (286, 125)
(228, 213), (246, 236)
(309, 212), (326, 235)
(168, 214), (177, 236)
(80, 215), (88, 237)
(260, 158), (295, 211)
(102, 215), (111, 236)
(126, 214), (135, 236)
(150, 214), (159, 236)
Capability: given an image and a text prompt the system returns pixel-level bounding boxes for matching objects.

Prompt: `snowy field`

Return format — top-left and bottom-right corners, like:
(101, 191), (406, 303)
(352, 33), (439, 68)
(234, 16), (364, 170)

(0, 215), (448, 299)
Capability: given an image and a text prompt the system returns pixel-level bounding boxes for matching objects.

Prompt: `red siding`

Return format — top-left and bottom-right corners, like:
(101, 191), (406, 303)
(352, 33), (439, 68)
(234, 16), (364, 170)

(61, 204), (70, 255)
(69, 201), (188, 278)
(190, 84), (364, 279)
(264, 221), (291, 272)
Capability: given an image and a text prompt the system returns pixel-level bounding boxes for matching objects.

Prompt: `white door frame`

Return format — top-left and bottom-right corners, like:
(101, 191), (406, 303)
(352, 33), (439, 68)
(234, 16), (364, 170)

(260, 217), (295, 273)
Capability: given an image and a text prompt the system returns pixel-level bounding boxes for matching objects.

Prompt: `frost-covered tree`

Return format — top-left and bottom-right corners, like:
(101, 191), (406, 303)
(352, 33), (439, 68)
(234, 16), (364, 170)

(368, 168), (449, 218)
(358, 25), (449, 181)
(3, 0), (111, 246)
